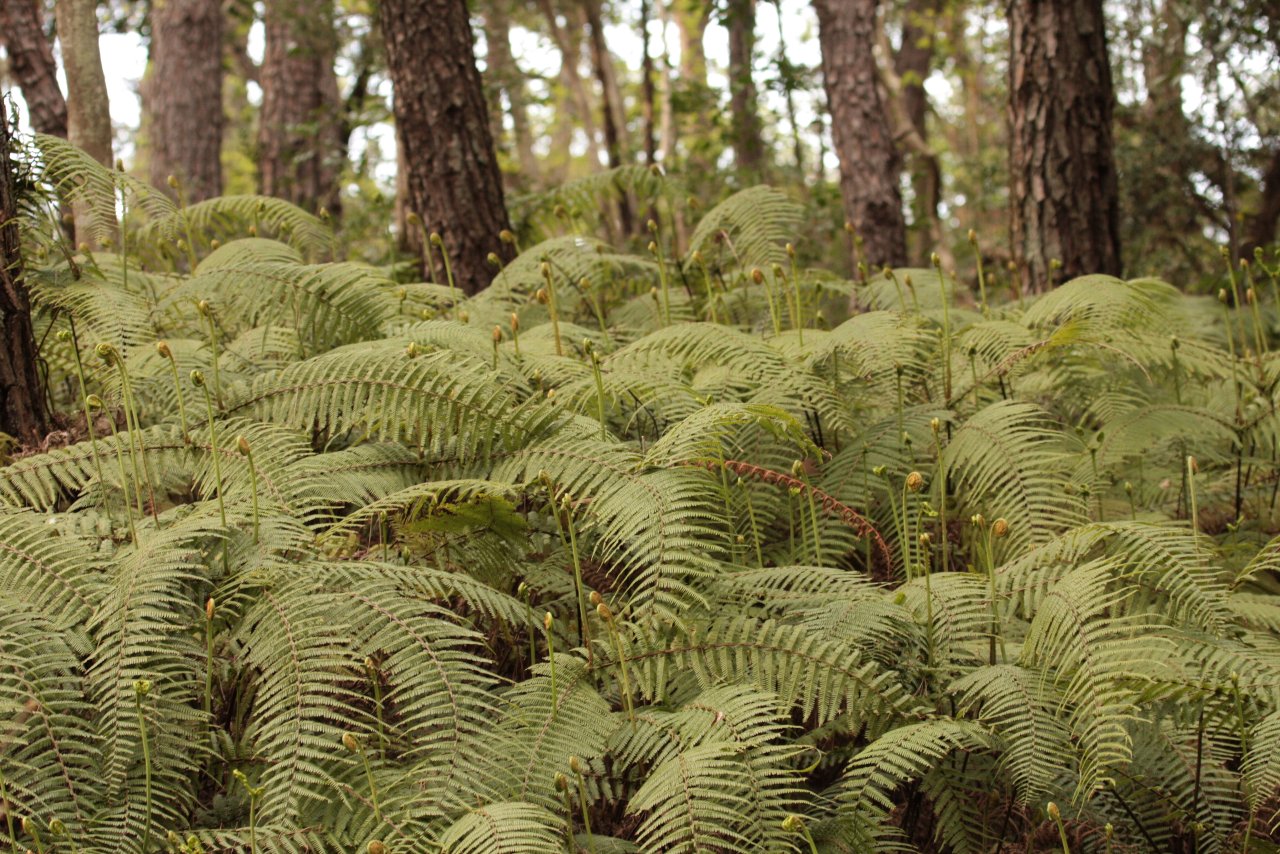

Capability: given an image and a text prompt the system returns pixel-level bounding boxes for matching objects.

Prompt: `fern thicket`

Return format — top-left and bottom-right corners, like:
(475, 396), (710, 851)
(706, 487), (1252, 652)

(2, 139), (1280, 853)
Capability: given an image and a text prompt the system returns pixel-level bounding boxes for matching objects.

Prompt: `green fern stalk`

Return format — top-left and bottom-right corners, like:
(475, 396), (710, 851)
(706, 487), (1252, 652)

(739, 477), (765, 568)
(597, 601), (634, 726)
(203, 597), (215, 722)
(0, 769), (17, 851)
(96, 343), (157, 524)
(969, 229), (989, 317)
(87, 394), (137, 542)
(231, 770), (261, 854)
(156, 341), (191, 443)
(429, 232), (459, 312)
(586, 341), (608, 441)
(63, 324), (109, 511)
(1047, 802), (1071, 853)
(343, 733), (382, 821)
(539, 262), (565, 356)
(543, 612), (558, 714)
(365, 657), (388, 759)
(933, 254), (953, 403)
(237, 436), (260, 543)
(559, 493), (593, 656)
(191, 371), (227, 529)
(568, 756), (596, 853)
(134, 680), (153, 852)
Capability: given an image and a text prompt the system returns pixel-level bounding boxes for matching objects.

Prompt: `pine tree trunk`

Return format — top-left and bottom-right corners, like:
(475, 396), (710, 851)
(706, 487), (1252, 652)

(536, 0), (604, 169)
(258, 0), (342, 214)
(143, 0), (223, 202)
(381, 0), (513, 295)
(1008, 0), (1122, 290)
(814, 0), (907, 269)
(892, 0), (944, 262)
(0, 109), (49, 445)
(584, 0), (634, 234)
(0, 0), (68, 137)
(725, 0), (765, 182)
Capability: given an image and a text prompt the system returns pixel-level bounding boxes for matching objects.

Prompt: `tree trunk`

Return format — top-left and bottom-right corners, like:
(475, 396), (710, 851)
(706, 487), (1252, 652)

(536, 0), (604, 169)
(0, 109), (49, 445)
(814, 0), (907, 269)
(583, 0), (634, 233)
(1245, 145), (1280, 256)
(484, 0), (539, 187)
(381, 0), (513, 295)
(258, 0), (342, 214)
(639, 0), (658, 166)
(143, 0), (223, 202)
(0, 0), (68, 137)
(55, 0), (112, 246)
(725, 0), (765, 182)
(1008, 0), (1122, 290)
(888, 0), (945, 263)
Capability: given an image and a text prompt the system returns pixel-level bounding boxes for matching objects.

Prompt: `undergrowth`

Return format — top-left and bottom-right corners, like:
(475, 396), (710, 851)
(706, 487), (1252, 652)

(2, 135), (1280, 853)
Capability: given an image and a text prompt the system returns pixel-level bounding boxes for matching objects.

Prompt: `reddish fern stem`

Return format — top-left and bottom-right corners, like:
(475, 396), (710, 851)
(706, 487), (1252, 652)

(687, 459), (894, 572)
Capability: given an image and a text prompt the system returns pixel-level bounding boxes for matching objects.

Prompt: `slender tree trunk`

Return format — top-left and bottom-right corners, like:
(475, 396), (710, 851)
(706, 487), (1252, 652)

(143, 0), (223, 201)
(381, 0), (513, 295)
(814, 0), (907, 269)
(673, 0), (714, 173)
(55, 0), (112, 246)
(54, 0), (111, 167)
(536, 0), (604, 168)
(725, 0), (765, 182)
(639, 0), (658, 166)
(0, 109), (49, 445)
(258, 0), (342, 214)
(484, 1), (539, 186)
(888, 0), (945, 263)
(584, 0), (634, 233)
(1008, 0), (1122, 290)
(0, 0), (68, 137)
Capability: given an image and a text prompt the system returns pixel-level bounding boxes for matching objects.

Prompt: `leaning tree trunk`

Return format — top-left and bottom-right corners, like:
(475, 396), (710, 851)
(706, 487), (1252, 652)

(1008, 0), (1122, 290)
(143, 0), (223, 202)
(381, 0), (513, 295)
(258, 0), (342, 214)
(0, 109), (49, 445)
(0, 0), (68, 137)
(814, 0), (907, 270)
(725, 0), (765, 183)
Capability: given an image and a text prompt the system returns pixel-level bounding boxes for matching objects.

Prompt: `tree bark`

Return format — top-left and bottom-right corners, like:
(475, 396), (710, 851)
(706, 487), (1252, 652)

(143, 0), (223, 202)
(639, 0), (658, 166)
(258, 0), (342, 214)
(0, 0), (68, 137)
(725, 0), (765, 182)
(1008, 0), (1122, 290)
(814, 0), (907, 269)
(1245, 145), (1280, 256)
(381, 0), (513, 295)
(0, 109), (49, 445)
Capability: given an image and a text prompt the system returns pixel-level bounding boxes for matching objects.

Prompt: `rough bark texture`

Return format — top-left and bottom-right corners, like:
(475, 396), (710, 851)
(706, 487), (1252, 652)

(1245, 145), (1280, 256)
(0, 109), (49, 445)
(258, 0), (342, 214)
(1008, 0), (1122, 290)
(54, 0), (111, 166)
(891, 0), (945, 262)
(814, 0), (907, 268)
(726, 0), (765, 182)
(0, 0), (68, 137)
(143, 0), (223, 202)
(381, 0), (513, 295)
(584, 0), (634, 235)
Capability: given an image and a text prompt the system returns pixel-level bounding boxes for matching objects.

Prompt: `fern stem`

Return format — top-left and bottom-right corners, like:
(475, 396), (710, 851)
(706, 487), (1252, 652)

(540, 261), (565, 356)
(587, 344), (608, 441)
(65, 322), (109, 517)
(195, 303), (224, 409)
(0, 768), (17, 851)
(91, 395), (137, 543)
(569, 757), (595, 852)
(969, 229), (989, 317)
(237, 436), (260, 543)
(1231, 672), (1255, 854)
(157, 342), (191, 443)
(648, 225), (672, 326)
(598, 604), (634, 726)
(365, 657), (388, 759)
(97, 344), (154, 526)
(1047, 802), (1070, 853)
(429, 233), (458, 312)
(933, 254), (953, 404)
(559, 494), (593, 658)
(740, 478), (765, 568)
(543, 612), (558, 714)
(134, 681), (153, 853)
(193, 374), (227, 530)
(204, 596), (215, 723)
